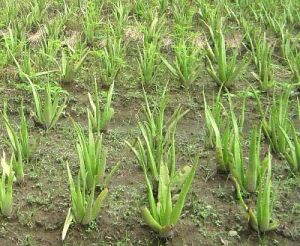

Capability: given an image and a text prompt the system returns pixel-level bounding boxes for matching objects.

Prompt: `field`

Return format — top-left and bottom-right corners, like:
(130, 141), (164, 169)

(0, 0), (300, 245)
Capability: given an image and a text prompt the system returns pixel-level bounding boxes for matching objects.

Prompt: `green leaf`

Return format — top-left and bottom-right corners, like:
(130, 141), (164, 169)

(170, 156), (199, 225)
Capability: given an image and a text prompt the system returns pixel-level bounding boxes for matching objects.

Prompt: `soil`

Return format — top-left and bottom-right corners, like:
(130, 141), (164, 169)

(0, 83), (299, 246)
(0, 1), (300, 245)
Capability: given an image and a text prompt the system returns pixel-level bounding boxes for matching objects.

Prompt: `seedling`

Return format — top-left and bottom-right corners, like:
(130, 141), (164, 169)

(161, 40), (201, 88)
(87, 80), (114, 133)
(126, 85), (188, 181)
(0, 152), (14, 217)
(3, 101), (32, 161)
(280, 124), (300, 174)
(29, 80), (67, 131)
(247, 32), (274, 90)
(254, 88), (290, 155)
(62, 163), (109, 240)
(75, 123), (119, 191)
(233, 152), (278, 233)
(206, 26), (248, 88)
(138, 41), (160, 86)
(141, 143), (199, 237)
(97, 28), (125, 83)
(59, 47), (89, 83)
(203, 92), (232, 172)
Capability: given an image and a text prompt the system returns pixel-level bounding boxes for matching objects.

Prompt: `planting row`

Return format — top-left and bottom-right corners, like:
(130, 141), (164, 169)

(1, 82), (299, 240)
(0, 0), (299, 90)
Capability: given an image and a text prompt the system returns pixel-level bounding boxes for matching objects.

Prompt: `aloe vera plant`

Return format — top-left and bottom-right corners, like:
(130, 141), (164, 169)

(63, 122), (119, 240)
(203, 89), (225, 148)
(206, 26), (248, 88)
(230, 113), (268, 193)
(248, 32), (274, 90)
(62, 163), (109, 240)
(29, 80), (67, 131)
(59, 48), (89, 83)
(0, 152), (14, 217)
(138, 41), (160, 86)
(289, 52), (300, 84)
(280, 124), (300, 173)
(255, 89), (290, 155)
(156, 0), (168, 13)
(8, 48), (55, 82)
(141, 145), (199, 237)
(97, 29), (125, 83)
(83, 0), (102, 44)
(233, 151), (278, 233)
(197, 0), (220, 32)
(142, 13), (165, 45)
(161, 40), (201, 88)
(87, 81), (114, 133)
(75, 123), (119, 191)
(172, 0), (194, 36)
(113, 1), (129, 37)
(3, 101), (32, 161)
(203, 92), (232, 172)
(126, 85), (188, 181)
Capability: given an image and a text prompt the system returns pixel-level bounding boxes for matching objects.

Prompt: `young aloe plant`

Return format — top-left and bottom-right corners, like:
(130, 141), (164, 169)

(97, 28), (125, 83)
(0, 152), (14, 217)
(3, 101), (32, 160)
(229, 108), (268, 193)
(113, 1), (129, 37)
(141, 148), (199, 237)
(142, 12), (165, 45)
(247, 32), (274, 90)
(8, 48), (55, 82)
(280, 124), (300, 174)
(233, 151), (278, 233)
(172, 0), (194, 36)
(156, 0), (168, 13)
(288, 52), (300, 84)
(62, 163), (109, 241)
(138, 41), (160, 86)
(280, 28), (293, 64)
(203, 89), (225, 148)
(254, 89), (290, 155)
(59, 48), (89, 83)
(206, 26), (248, 88)
(197, 0), (220, 32)
(75, 123), (119, 191)
(87, 81), (114, 133)
(126, 85), (188, 181)
(83, 0), (102, 44)
(203, 92), (232, 173)
(29, 80), (67, 131)
(161, 39), (201, 88)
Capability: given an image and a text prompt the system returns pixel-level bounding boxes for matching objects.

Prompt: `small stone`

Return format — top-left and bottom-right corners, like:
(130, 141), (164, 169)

(228, 230), (238, 237)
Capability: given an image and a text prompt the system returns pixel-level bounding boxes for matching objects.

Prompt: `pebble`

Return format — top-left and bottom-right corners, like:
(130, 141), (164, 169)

(228, 230), (238, 237)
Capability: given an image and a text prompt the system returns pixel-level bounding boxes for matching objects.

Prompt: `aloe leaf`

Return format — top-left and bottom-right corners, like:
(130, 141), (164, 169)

(103, 161), (120, 187)
(141, 207), (163, 232)
(170, 156), (199, 225)
(245, 127), (259, 192)
(161, 56), (178, 78)
(62, 208), (73, 241)
(92, 188), (108, 220)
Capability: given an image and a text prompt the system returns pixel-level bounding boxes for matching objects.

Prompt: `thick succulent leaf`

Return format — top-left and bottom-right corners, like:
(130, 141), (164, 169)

(141, 207), (163, 233)
(62, 208), (73, 241)
(170, 165), (192, 192)
(170, 156), (199, 225)
(92, 188), (108, 220)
